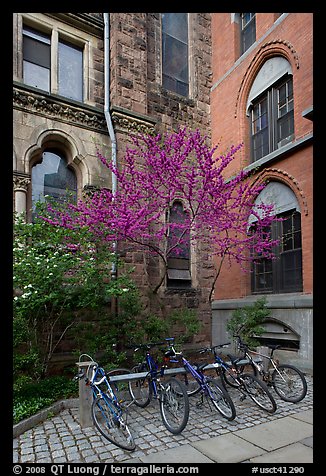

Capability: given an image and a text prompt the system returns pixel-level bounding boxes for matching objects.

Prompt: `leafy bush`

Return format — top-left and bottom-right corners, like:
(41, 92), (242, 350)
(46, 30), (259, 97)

(13, 375), (78, 424)
(13, 200), (136, 380)
(226, 296), (271, 347)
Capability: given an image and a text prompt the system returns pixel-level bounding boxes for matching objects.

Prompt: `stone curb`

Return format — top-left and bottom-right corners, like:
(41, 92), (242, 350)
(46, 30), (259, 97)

(13, 398), (79, 438)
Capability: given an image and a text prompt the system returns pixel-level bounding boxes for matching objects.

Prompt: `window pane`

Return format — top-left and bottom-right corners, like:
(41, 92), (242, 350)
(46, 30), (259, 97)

(280, 250), (302, 292)
(253, 259), (273, 292)
(23, 61), (50, 91)
(58, 41), (83, 101)
(162, 35), (188, 83)
(162, 13), (188, 43)
(23, 35), (51, 68)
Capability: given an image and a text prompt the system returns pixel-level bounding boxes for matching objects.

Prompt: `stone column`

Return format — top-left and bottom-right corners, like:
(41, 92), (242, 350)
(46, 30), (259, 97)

(76, 360), (96, 428)
(13, 173), (30, 218)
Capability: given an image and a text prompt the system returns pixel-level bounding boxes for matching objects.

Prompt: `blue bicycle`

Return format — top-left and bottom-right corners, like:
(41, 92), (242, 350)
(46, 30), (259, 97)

(164, 338), (236, 421)
(75, 355), (136, 451)
(128, 342), (190, 434)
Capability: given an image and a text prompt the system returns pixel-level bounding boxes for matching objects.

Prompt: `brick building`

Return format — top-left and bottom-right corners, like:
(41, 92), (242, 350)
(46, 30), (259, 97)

(210, 13), (313, 369)
(13, 13), (214, 352)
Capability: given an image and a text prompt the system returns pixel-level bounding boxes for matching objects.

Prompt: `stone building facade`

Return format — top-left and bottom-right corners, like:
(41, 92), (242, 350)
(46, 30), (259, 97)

(210, 13), (313, 370)
(13, 13), (214, 351)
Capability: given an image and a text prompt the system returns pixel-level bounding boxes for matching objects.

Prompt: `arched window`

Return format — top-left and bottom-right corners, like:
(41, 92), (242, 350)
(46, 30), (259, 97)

(247, 57), (294, 162)
(250, 182), (303, 294)
(167, 201), (191, 288)
(31, 149), (77, 218)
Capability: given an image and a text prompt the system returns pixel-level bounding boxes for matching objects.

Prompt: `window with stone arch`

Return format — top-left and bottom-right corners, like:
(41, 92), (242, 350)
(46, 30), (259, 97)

(249, 181), (303, 294)
(246, 56), (294, 162)
(31, 148), (77, 221)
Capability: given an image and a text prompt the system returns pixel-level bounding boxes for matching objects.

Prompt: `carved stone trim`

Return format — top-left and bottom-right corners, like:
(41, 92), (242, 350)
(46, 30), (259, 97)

(13, 85), (107, 133)
(111, 110), (156, 136)
(13, 172), (31, 191)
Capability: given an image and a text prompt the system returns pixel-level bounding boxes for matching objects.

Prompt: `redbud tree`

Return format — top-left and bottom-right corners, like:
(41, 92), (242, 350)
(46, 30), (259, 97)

(43, 127), (278, 300)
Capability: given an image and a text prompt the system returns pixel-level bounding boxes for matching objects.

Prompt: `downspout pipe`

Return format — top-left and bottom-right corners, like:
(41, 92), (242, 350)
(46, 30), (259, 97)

(103, 13), (117, 278)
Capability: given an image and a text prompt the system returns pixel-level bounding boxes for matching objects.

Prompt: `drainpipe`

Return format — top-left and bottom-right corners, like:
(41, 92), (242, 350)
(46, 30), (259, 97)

(103, 13), (117, 280)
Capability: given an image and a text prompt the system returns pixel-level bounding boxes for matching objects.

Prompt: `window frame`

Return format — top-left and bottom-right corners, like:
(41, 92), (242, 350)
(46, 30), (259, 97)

(250, 75), (294, 162)
(161, 13), (190, 97)
(22, 20), (85, 102)
(240, 13), (256, 54)
(251, 209), (303, 295)
(166, 200), (192, 289)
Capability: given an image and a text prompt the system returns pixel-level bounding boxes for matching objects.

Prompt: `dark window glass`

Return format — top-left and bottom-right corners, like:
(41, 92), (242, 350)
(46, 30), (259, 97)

(162, 13), (189, 97)
(250, 76), (294, 161)
(240, 13), (256, 54)
(23, 26), (50, 91)
(58, 40), (83, 101)
(32, 150), (77, 219)
(251, 210), (303, 294)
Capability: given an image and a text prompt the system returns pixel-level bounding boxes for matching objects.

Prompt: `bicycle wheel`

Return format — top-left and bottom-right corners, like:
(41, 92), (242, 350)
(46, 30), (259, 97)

(159, 377), (189, 434)
(175, 370), (201, 396)
(91, 396), (136, 451)
(241, 373), (277, 413)
(221, 363), (257, 388)
(128, 364), (152, 407)
(272, 364), (307, 403)
(206, 378), (236, 421)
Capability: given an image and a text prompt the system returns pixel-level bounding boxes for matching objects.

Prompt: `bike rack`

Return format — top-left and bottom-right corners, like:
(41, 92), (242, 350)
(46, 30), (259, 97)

(76, 358), (263, 427)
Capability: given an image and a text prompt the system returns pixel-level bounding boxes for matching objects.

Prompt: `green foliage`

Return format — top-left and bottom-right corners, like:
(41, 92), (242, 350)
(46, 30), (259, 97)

(13, 376), (78, 424)
(226, 297), (271, 347)
(13, 200), (136, 381)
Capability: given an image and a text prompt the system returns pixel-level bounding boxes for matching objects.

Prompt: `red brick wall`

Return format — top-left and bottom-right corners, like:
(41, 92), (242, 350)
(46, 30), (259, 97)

(210, 13), (313, 300)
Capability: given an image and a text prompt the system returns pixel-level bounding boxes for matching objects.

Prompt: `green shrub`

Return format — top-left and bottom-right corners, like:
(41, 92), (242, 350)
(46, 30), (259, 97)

(226, 296), (271, 347)
(13, 376), (78, 424)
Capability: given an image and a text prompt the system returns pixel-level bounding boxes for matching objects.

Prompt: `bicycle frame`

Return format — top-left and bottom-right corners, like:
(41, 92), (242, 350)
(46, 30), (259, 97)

(80, 361), (124, 422)
(211, 348), (243, 385)
(237, 344), (283, 383)
(166, 340), (221, 399)
(137, 346), (168, 399)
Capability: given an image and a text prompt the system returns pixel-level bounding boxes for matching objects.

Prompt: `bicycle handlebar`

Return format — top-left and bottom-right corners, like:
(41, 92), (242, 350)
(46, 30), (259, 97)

(127, 341), (166, 352)
(199, 342), (231, 354)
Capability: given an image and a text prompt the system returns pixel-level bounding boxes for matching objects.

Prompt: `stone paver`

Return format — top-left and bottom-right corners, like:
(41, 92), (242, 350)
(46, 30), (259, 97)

(13, 375), (313, 464)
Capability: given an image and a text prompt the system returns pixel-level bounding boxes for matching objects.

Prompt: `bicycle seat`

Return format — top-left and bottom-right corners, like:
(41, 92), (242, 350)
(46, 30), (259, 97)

(267, 344), (281, 351)
(227, 353), (244, 365)
(192, 362), (208, 371)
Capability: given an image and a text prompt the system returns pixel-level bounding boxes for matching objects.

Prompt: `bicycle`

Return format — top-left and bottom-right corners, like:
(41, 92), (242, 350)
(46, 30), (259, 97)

(200, 343), (277, 414)
(164, 338), (236, 421)
(75, 354), (136, 451)
(128, 341), (190, 434)
(230, 335), (308, 403)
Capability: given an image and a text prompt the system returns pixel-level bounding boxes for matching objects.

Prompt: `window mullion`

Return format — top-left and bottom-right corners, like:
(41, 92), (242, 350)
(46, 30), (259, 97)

(51, 29), (58, 95)
(268, 89), (275, 154)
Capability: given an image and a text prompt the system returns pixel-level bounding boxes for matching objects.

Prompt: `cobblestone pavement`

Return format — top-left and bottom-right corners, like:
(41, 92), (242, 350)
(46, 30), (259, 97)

(13, 376), (313, 464)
